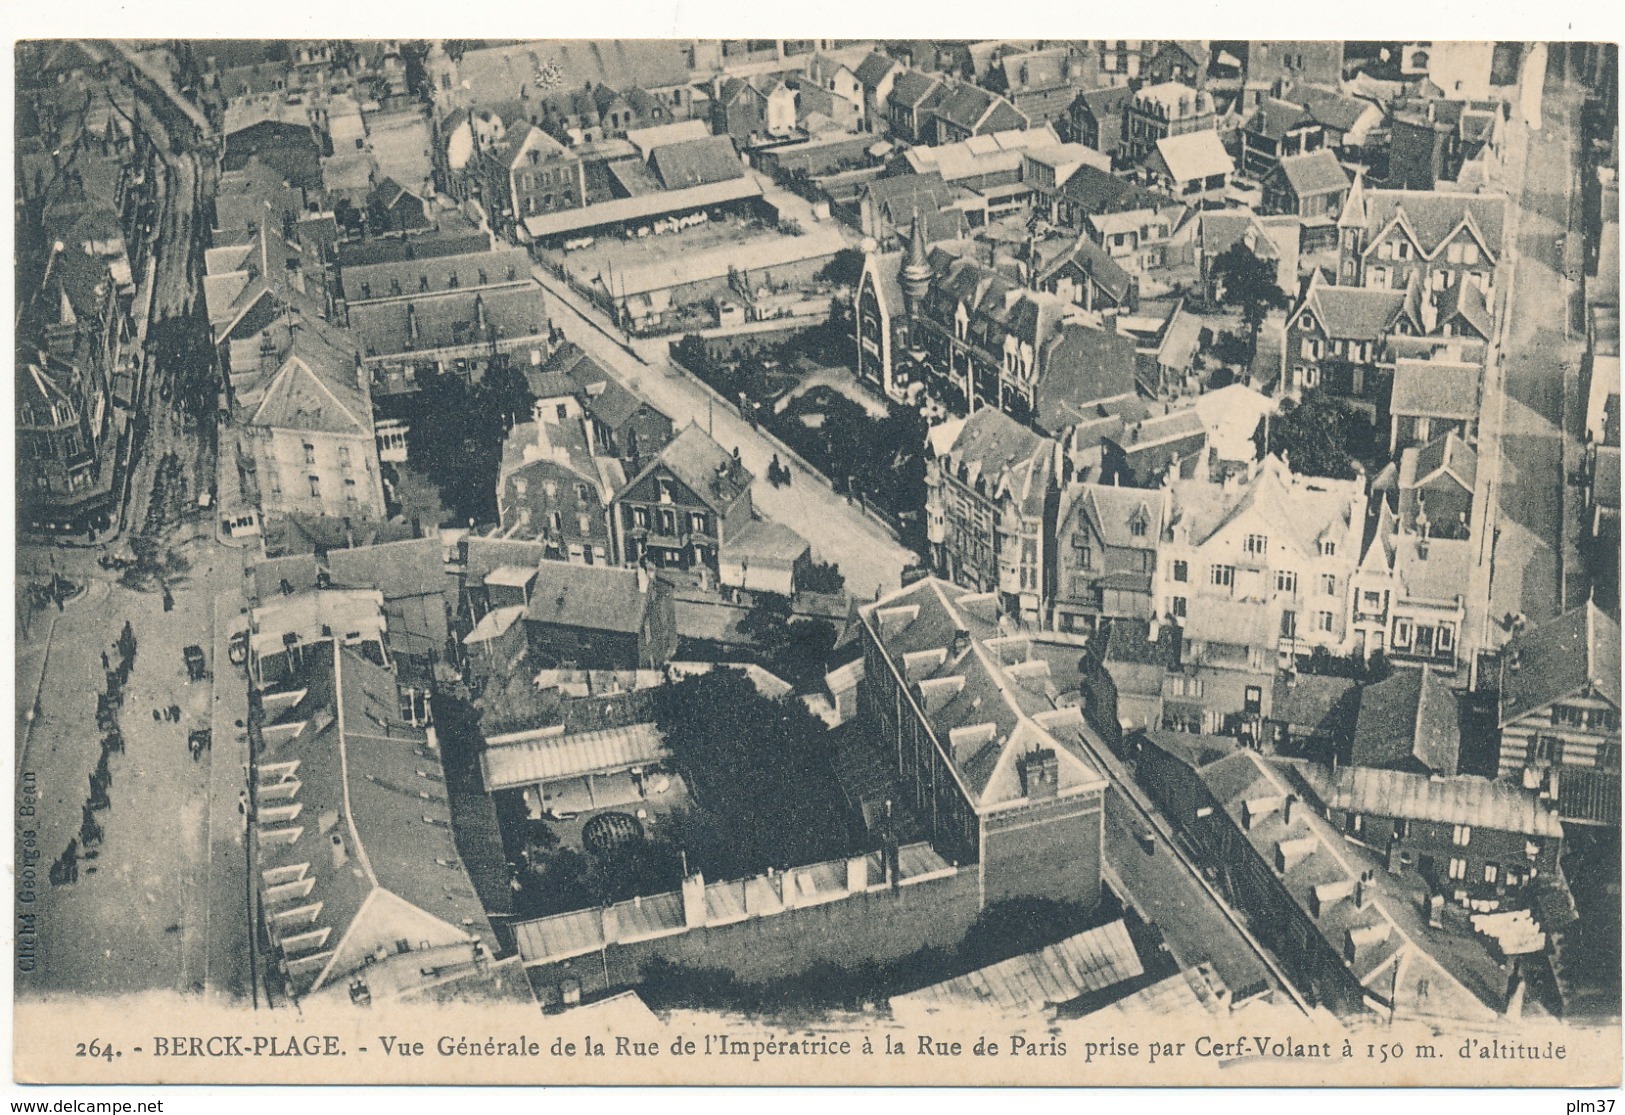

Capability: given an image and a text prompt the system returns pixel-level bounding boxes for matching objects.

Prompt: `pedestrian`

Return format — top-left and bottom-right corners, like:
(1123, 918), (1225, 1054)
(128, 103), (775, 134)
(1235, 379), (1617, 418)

(101, 650), (110, 671)
(153, 708), (162, 721)
(169, 703), (181, 722)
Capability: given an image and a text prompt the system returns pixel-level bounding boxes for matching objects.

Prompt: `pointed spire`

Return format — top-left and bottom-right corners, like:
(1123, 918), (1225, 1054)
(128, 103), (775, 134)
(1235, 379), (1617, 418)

(901, 208), (932, 310)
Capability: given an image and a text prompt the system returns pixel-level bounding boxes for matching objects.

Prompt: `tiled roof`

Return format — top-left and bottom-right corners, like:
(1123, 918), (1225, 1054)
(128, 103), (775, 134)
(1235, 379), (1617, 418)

(1276, 150), (1350, 198)
(1152, 130), (1233, 184)
(1410, 430), (1478, 493)
(860, 578), (1108, 810)
(888, 69), (943, 109)
(326, 537), (446, 601)
(1499, 602), (1622, 725)
(525, 561), (652, 635)
(854, 52), (900, 91)
(1037, 322), (1139, 432)
(1038, 235), (1134, 304)
(631, 422), (753, 514)
(1057, 164), (1175, 215)
(1307, 764), (1563, 838)
(1390, 359), (1479, 418)
(1351, 666), (1461, 775)
(1272, 673), (1359, 734)
(1299, 283), (1411, 341)
(933, 406), (1051, 519)
(1063, 482), (1165, 551)
(1290, 85), (1377, 134)
(1248, 98), (1312, 141)
(248, 333), (370, 435)
(647, 135), (744, 190)
(1346, 187), (1508, 260)
(1437, 279), (1494, 339)
(720, 518), (809, 566)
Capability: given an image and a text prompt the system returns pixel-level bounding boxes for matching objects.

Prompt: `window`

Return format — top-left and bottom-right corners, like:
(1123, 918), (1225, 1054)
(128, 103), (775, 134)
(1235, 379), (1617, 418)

(339, 445), (351, 467)
(1393, 618), (1413, 647)
(578, 513), (592, 535)
(1245, 533), (1268, 556)
(1078, 545), (1093, 570)
(1362, 590), (1383, 610)
(1483, 863), (1499, 885)
(1172, 596), (1187, 618)
(1321, 573), (1337, 596)
(1130, 516), (1148, 537)
(548, 511), (563, 534)
(1436, 624), (1454, 652)
(1276, 570), (1298, 594)
(1280, 610), (1297, 638)
(1170, 674), (1204, 697)
(1316, 611), (1334, 633)
(1210, 564), (1234, 588)
(1172, 559), (1188, 582)
(308, 476), (321, 498)
(343, 479), (357, 503)
(1300, 336), (1324, 359)
(1452, 824), (1472, 847)
(574, 482), (589, 502)
(633, 507), (649, 528)
(1448, 857), (1467, 881)
(303, 443), (316, 465)
(1319, 540), (1336, 557)
(689, 512), (708, 534)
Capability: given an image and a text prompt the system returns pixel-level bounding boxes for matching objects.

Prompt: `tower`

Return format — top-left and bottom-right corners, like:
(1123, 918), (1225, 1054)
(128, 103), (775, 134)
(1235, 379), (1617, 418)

(900, 209), (932, 316)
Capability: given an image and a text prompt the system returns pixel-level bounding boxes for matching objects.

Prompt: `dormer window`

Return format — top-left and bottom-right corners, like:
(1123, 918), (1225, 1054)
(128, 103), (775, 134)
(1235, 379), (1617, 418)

(1319, 540), (1337, 557)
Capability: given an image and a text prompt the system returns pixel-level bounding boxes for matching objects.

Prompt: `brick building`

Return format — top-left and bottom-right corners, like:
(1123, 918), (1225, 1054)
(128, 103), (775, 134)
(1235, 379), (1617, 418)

(611, 423), (755, 575)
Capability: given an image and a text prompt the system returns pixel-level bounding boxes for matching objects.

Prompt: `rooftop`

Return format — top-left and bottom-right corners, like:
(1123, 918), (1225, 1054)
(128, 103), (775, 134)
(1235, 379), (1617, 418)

(1351, 666), (1462, 776)
(1302, 764), (1563, 840)
(1499, 602), (1622, 726)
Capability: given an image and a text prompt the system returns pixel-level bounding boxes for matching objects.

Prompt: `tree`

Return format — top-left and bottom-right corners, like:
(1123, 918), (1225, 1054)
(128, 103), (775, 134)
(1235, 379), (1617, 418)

(1261, 390), (1359, 480)
(1211, 241), (1290, 359)
(814, 247), (865, 290)
(798, 560), (846, 596)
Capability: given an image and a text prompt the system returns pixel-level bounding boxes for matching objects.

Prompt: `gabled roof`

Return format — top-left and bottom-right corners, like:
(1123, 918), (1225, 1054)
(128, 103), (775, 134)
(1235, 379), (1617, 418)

(1248, 97), (1313, 141)
(1168, 455), (1363, 558)
(1499, 602), (1623, 725)
(1063, 482), (1165, 551)
(854, 52), (901, 92)
(647, 135), (744, 190)
(1151, 129), (1233, 184)
(1390, 359), (1479, 419)
(1292, 278), (1414, 341)
(248, 334), (370, 435)
(1057, 164), (1176, 215)
(1409, 430), (1478, 493)
(1037, 234), (1134, 304)
(1073, 84), (1133, 122)
(1305, 764), (1563, 839)
(1272, 673), (1360, 734)
(889, 69), (945, 110)
(1437, 278), (1494, 339)
(525, 561), (652, 635)
(1343, 186), (1508, 261)
(892, 919), (1141, 1016)
(256, 644), (496, 1001)
(1289, 85), (1379, 134)
(1351, 666), (1461, 775)
(1274, 150), (1351, 198)
(859, 578), (1108, 811)
(933, 406), (1052, 519)
(624, 422), (752, 514)
(931, 82), (1027, 135)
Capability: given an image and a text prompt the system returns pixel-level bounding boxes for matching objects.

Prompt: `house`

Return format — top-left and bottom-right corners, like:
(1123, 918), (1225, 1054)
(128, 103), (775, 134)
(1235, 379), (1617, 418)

(710, 76), (796, 142)
(1021, 144), (1114, 208)
(858, 577), (1109, 908)
(995, 46), (1092, 128)
(474, 123), (587, 238)
(852, 52), (903, 127)
(1302, 763), (1564, 905)
(1246, 41), (1345, 92)
(1102, 407), (1209, 485)
(365, 176), (430, 234)
(1121, 82), (1217, 165)
(1049, 162), (1177, 232)
(924, 407), (1058, 625)
(1053, 483), (1167, 634)
(886, 70), (948, 143)
(1336, 179), (1508, 309)
(1137, 735), (1507, 1020)
(1144, 130), (1234, 208)
(857, 171), (969, 246)
(926, 250), (1140, 430)
(1144, 41), (1210, 89)
(1345, 494), (1470, 667)
(1067, 86), (1133, 160)
(1389, 358), (1481, 454)
(1034, 234), (1136, 315)
(1348, 665), (1461, 775)
(1239, 98), (1326, 178)
(1194, 382), (1275, 466)
(804, 53), (867, 126)
(926, 81), (1029, 145)
(496, 416), (624, 566)
(647, 135), (744, 190)
(1269, 673), (1359, 755)
(1092, 617), (1183, 737)
(523, 561), (677, 671)
(529, 342), (674, 474)
(1159, 454), (1368, 669)
(1496, 602), (1622, 826)
(1264, 150), (1351, 221)
(254, 643), (514, 1006)
(1281, 272), (1424, 417)
(243, 326), (388, 522)
(1388, 431), (1479, 540)
(1078, 197), (1197, 277)
(1285, 85), (1384, 152)
(611, 423), (755, 575)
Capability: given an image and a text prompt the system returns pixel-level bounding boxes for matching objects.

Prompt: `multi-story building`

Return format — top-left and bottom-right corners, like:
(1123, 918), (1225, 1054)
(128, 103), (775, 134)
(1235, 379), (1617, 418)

(1052, 482), (1167, 634)
(1121, 82), (1216, 166)
(924, 406), (1058, 626)
(1349, 500), (1472, 666)
(1303, 763), (1565, 903)
(473, 123), (587, 239)
(522, 561), (678, 671)
(1388, 357), (1481, 454)
(858, 578), (1109, 908)
(611, 423), (754, 575)
(243, 325), (388, 522)
(338, 242), (552, 396)
(1497, 602), (1622, 827)
(528, 343), (675, 474)
(496, 411), (623, 566)
(994, 47), (1092, 128)
(1066, 86), (1133, 160)
(925, 81), (1029, 145)
(886, 69), (948, 144)
(1281, 271), (1425, 417)
(1336, 179), (1507, 310)
(1263, 150), (1352, 221)
(1159, 455), (1368, 668)
(1246, 41), (1346, 91)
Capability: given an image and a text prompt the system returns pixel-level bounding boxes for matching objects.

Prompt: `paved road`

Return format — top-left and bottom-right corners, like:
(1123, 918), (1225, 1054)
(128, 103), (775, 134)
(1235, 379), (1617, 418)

(533, 268), (915, 600)
(1488, 48), (1588, 631)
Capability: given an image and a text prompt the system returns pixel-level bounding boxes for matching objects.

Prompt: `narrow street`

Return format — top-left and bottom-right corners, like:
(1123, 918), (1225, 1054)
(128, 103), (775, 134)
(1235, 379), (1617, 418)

(1485, 45), (1589, 634)
(533, 267), (917, 601)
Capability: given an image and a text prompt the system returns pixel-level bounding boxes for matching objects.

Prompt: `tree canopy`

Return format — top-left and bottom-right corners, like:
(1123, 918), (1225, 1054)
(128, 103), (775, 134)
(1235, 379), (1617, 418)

(1260, 390), (1360, 480)
(1212, 241), (1290, 356)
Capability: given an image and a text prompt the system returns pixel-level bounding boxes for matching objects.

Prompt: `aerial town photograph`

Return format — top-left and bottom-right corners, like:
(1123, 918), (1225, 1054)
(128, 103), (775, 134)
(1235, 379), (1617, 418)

(10, 32), (1621, 1088)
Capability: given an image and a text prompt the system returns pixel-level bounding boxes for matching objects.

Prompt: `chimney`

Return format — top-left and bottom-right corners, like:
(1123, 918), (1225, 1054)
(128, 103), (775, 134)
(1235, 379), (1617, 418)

(1354, 870), (1372, 910)
(951, 628), (971, 656)
(600, 904), (620, 944)
(846, 852), (870, 893)
(330, 832), (349, 868)
(1283, 793), (1296, 825)
(1148, 618), (1161, 642)
(1019, 748), (1060, 800)
(680, 871), (708, 927)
